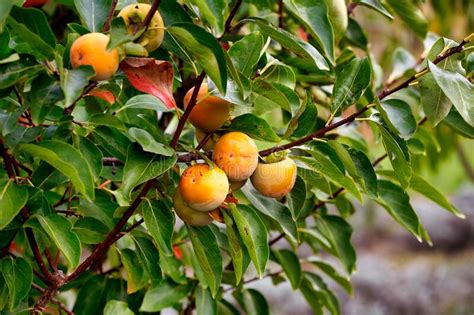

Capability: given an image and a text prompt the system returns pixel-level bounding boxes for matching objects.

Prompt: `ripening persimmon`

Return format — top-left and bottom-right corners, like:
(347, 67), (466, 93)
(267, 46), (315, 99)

(184, 83), (231, 133)
(118, 3), (165, 52)
(213, 132), (259, 181)
(70, 33), (119, 81)
(173, 190), (213, 226)
(179, 163), (229, 212)
(251, 157), (297, 199)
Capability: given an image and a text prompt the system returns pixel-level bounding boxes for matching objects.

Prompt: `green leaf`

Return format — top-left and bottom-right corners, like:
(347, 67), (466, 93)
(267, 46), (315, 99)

(78, 190), (118, 229)
(92, 126), (132, 162)
(274, 249), (301, 289)
(133, 236), (163, 286)
(73, 217), (108, 244)
(234, 288), (269, 315)
(187, 225), (222, 297)
(230, 204), (269, 278)
(104, 300), (134, 315)
(74, 0), (113, 32)
(385, 0), (427, 38)
(315, 215), (356, 274)
(309, 259), (352, 295)
(28, 74), (64, 125)
(345, 18), (367, 49)
(419, 38), (459, 126)
(7, 17), (55, 62)
(228, 114), (280, 142)
(376, 180), (423, 240)
(287, 175), (306, 220)
(261, 64), (297, 90)
(348, 149), (378, 197)
(0, 181), (28, 230)
(228, 32), (265, 77)
(355, 0), (393, 19)
(107, 17), (138, 50)
(140, 280), (192, 312)
(78, 136), (103, 181)
(328, 141), (362, 185)
(190, 0), (225, 34)
(0, 0), (13, 33)
(222, 211), (249, 285)
(296, 152), (362, 202)
(332, 57), (371, 114)
(444, 108), (474, 138)
(61, 66), (95, 108)
(246, 17), (329, 71)
(378, 170), (464, 219)
(428, 61), (474, 126)
(119, 94), (173, 113)
(73, 276), (108, 315)
(1, 256), (32, 311)
(121, 143), (176, 200)
(283, 0), (334, 62)
(10, 6), (56, 48)
(241, 186), (298, 243)
(378, 98), (417, 139)
(26, 214), (82, 271)
(142, 199), (175, 256)
(301, 272), (340, 315)
(378, 125), (411, 189)
(168, 23), (227, 93)
(120, 248), (146, 294)
(387, 47), (416, 82)
(251, 79), (291, 114)
(128, 127), (174, 156)
(196, 285), (217, 315)
(0, 60), (43, 90)
(19, 141), (95, 199)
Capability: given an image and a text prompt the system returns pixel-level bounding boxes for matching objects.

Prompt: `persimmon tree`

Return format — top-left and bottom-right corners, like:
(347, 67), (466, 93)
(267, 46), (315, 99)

(0, 0), (472, 314)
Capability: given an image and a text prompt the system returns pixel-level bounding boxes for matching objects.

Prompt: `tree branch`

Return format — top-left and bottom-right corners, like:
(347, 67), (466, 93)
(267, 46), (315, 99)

(141, 0), (161, 31)
(65, 180), (155, 282)
(219, 0), (243, 39)
(102, 0), (119, 32)
(169, 72), (206, 149)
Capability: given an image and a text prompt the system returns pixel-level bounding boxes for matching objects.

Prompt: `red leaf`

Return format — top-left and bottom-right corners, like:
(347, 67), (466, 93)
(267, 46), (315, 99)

(87, 88), (115, 105)
(120, 57), (177, 109)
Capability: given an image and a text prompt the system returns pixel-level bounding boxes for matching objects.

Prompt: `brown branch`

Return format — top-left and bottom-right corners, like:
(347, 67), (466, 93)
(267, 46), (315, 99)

(347, 2), (358, 15)
(169, 72), (206, 149)
(32, 283), (74, 315)
(65, 180), (155, 282)
(102, 0), (119, 32)
(141, 0), (161, 31)
(278, 0), (284, 28)
(195, 132), (212, 151)
(219, 0), (243, 39)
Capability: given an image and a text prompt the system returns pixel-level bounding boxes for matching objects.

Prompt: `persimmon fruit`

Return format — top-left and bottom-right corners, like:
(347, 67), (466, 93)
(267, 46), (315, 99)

(184, 83), (231, 133)
(173, 190), (214, 226)
(70, 33), (119, 81)
(118, 3), (165, 52)
(251, 157), (297, 199)
(213, 132), (259, 181)
(179, 163), (229, 211)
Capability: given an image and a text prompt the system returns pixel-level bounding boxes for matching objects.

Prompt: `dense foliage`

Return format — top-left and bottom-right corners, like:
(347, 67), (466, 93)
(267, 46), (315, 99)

(0, 0), (472, 314)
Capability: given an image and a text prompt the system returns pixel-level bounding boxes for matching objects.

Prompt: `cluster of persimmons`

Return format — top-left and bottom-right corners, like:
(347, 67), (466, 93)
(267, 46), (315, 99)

(68, 4), (297, 226)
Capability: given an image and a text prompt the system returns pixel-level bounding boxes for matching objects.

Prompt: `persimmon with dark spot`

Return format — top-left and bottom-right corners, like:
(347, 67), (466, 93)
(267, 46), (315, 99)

(213, 132), (259, 181)
(179, 163), (229, 211)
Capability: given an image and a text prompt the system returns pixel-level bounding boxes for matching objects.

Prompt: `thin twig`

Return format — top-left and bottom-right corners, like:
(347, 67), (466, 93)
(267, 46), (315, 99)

(63, 82), (98, 115)
(219, 0), (243, 39)
(141, 0), (161, 31)
(31, 283), (74, 315)
(195, 132), (212, 151)
(169, 72), (206, 149)
(102, 0), (119, 32)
